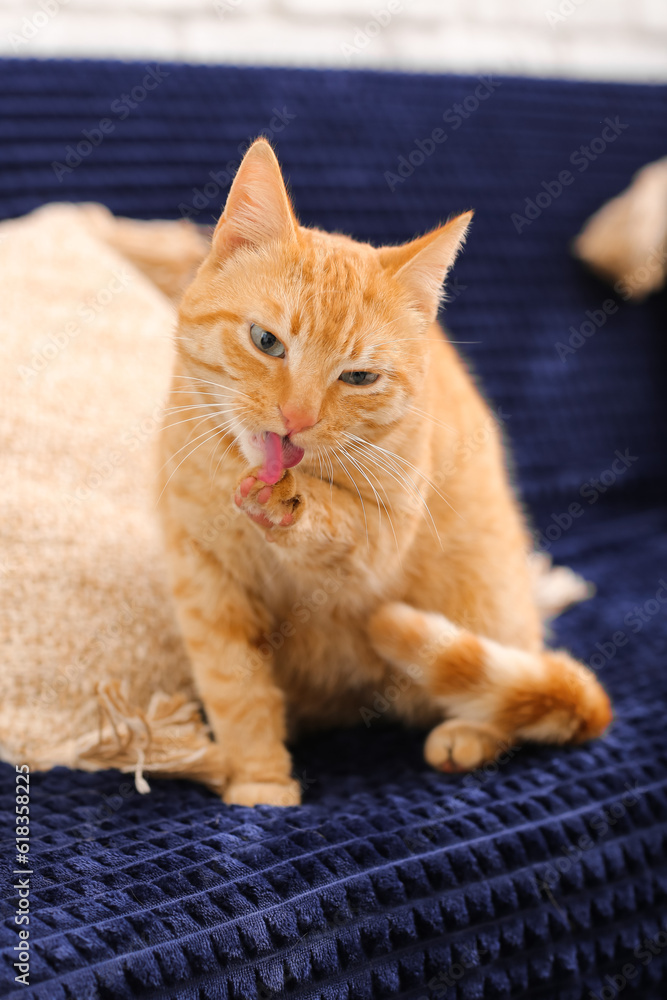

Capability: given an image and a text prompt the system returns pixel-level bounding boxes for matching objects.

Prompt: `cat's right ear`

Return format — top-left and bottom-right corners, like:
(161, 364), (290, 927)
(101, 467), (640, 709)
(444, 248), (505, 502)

(379, 211), (473, 320)
(211, 139), (297, 260)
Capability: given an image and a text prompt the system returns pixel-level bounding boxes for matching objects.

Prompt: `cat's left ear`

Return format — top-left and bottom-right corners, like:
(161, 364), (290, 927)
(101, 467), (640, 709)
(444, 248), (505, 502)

(211, 138), (298, 261)
(380, 211), (473, 319)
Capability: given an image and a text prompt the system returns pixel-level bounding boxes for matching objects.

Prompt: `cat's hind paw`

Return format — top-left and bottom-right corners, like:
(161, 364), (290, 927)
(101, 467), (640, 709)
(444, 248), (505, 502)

(224, 779), (302, 807)
(529, 552), (595, 622)
(425, 719), (512, 772)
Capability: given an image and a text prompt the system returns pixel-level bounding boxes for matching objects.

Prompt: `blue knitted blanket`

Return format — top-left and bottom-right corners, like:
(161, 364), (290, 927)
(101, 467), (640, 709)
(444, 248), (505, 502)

(0, 59), (666, 1000)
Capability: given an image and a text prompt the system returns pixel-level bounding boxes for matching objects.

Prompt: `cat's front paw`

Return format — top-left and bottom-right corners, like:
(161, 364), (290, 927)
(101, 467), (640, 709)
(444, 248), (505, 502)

(224, 779), (302, 807)
(233, 468), (304, 536)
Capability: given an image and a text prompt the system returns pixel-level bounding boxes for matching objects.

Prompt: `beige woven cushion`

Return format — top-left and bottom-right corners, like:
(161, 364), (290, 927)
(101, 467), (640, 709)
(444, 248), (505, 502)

(0, 203), (223, 793)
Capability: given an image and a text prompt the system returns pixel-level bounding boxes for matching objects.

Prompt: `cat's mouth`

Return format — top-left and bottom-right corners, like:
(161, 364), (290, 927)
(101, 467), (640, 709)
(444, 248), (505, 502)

(250, 431), (304, 485)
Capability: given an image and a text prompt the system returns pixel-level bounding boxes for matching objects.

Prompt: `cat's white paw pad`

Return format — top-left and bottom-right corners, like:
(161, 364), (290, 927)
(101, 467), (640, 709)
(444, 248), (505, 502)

(224, 779), (302, 807)
(425, 720), (509, 772)
(530, 554), (594, 620)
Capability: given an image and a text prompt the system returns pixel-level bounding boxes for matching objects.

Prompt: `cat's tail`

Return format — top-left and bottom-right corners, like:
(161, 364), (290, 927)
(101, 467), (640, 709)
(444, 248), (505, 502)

(369, 602), (612, 756)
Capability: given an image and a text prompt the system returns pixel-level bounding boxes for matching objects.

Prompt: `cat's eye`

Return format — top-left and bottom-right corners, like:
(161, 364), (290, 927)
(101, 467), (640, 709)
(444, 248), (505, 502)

(339, 371), (379, 386)
(250, 323), (285, 358)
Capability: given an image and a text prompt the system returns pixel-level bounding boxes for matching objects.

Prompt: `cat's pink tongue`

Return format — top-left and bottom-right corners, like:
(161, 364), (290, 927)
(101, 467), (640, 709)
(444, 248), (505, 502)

(257, 432), (304, 485)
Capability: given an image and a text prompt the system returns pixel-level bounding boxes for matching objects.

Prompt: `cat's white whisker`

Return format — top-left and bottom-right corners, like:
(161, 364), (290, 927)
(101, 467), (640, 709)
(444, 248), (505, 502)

(171, 375), (253, 401)
(211, 429), (241, 482)
(332, 445), (370, 548)
(326, 449), (335, 498)
(346, 437), (429, 537)
(350, 433), (462, 525)
(318, 444), (335, 502)
(157, 412), (236, 476)
(208, 411), (251, 479)
(168, 387), (228, 395)
(165, 393), (246, 413)
(368, 337), (480, 352)
(162, 411), (235, 435)
(407, 404), (456, 435)
(315, 447), (325, 486)
(162, 403), (239, 422)
(344, 441), (396, 510)
(164, 391), (238, 402)
(162, 400), (230, 410)
(345, 434), (445, 548)
(156, 419), (236, 506)
(342, 448), (384, 528)
(342, 444), (402, 562)
(357, 446), (444, 550)
(368, 337), (429, 348)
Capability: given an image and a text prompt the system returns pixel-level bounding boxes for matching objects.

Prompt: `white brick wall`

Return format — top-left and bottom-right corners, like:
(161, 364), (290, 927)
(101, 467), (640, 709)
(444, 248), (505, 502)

(1, 0), (666, 82)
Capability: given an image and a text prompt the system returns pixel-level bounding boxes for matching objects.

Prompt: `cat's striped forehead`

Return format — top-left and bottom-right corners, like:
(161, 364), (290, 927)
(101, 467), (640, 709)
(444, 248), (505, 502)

(276, 235), (396, 355)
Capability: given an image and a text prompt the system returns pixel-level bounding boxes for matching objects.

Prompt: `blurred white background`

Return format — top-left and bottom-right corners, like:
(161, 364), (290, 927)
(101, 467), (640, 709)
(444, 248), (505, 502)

(1, 0), (666, 82)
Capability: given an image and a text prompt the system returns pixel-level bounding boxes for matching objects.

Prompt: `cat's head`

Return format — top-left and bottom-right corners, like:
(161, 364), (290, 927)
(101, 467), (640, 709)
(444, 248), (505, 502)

(177, 139), (471, 483)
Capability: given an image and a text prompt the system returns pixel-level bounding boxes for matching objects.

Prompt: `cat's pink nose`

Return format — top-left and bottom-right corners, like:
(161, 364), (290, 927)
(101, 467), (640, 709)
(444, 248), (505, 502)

(280, 403), (318, 436)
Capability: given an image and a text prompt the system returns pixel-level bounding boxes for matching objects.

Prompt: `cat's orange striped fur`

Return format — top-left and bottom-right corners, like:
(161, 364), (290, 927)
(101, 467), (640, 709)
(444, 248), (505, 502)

(158, 139), (612, 806)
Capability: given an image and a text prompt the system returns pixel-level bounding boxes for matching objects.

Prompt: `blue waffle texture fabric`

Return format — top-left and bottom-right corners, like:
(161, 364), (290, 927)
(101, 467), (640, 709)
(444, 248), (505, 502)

(0, 59), (666, 1000)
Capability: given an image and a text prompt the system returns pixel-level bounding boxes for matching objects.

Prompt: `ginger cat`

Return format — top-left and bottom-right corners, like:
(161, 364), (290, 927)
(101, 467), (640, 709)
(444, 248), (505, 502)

(158, 139), (612, 806)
